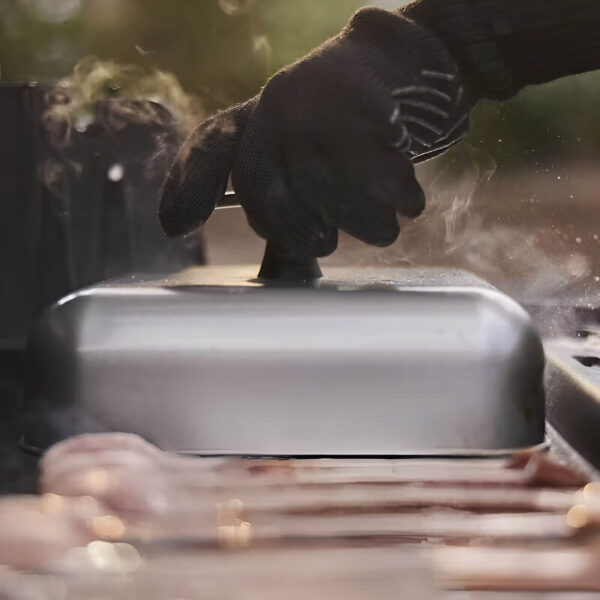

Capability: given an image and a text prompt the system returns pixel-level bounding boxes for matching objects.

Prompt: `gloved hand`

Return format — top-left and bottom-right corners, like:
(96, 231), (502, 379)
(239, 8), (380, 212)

(159, 7), (472, 257)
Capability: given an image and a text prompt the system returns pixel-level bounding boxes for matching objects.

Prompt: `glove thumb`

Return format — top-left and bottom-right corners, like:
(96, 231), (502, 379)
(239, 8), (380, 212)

(159, 96), (257, 237)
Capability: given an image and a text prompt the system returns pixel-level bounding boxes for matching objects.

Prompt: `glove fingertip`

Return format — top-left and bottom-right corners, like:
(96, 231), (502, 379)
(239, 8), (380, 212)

(400, 184), (426, 219)
(159, 171), (223, 237)
(158, 135), (226, 237)
(158, 138), (224, 237)
(159, 98), (257, 237)
(390, 155), (426, 219)
(375, 218), (401, 248)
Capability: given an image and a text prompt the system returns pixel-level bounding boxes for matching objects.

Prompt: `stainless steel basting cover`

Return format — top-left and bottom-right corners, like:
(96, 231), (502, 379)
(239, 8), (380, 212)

(25, 266), (545, 455)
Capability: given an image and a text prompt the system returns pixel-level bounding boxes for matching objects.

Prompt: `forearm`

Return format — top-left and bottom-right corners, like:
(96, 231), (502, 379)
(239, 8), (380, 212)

(402, 0), (600, 100)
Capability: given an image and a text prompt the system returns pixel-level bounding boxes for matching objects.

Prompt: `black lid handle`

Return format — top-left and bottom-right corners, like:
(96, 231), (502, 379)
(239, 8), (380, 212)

(217, 192), (322, 282)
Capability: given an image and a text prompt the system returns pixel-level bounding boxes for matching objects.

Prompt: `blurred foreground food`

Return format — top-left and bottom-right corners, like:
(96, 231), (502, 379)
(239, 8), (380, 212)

(1, 433), (600, 598)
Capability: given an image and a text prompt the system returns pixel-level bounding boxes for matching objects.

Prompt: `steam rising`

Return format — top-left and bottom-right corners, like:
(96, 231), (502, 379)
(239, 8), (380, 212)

(327, 143), (595, 335)
(427, 145), (498, 252)
(218, 0), (271, 75)
(218, 0), (256, 16)
(418, 147), (593, 307)
(357, 144), (498, 267)
(41, 57), (204, 217)
(31, 0), (81, 23)
(43, 58), (204, 149)
(39, 58), (207, 282)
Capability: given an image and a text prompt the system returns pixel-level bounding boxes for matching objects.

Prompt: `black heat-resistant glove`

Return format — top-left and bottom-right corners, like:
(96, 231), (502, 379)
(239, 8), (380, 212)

(159, 7), (472, 257)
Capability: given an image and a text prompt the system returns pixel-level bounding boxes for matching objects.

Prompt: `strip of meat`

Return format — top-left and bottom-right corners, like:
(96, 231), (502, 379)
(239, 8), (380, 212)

(144, 510), (578, 547)
(0, 495), (101, 570)
(41, 435), (589, 506)
(41, 460), (171, 516)
(41, 455), (582, 521)
(267, 511), (577, 543)
(432, 545), (600, 591)
(0, 546), (436, 599)
(42, 434), (590, 487)
(223, 484), (578, 516)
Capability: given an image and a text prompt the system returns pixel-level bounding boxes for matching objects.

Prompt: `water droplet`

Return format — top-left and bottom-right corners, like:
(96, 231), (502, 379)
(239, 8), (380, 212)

(33, 0), (81, 23)
(74, 114), (93, 133)
(218, 0), (252, 16)
(567, 254), (590, 277)
(108, 164), (124, 182)
(576, 237), (582, 244)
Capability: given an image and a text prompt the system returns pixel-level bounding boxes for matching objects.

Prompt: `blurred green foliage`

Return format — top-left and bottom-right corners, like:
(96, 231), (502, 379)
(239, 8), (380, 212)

(469, 73), (600, 170)
(2, 0), (600, 170)
(1, 0), (361, 103)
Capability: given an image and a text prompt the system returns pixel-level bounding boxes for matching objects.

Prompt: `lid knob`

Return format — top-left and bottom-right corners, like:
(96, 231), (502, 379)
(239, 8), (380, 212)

(258, 241), (322, 281)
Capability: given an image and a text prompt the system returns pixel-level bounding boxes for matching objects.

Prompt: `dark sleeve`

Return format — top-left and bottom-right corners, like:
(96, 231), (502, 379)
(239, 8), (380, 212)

(401, 0), (600, 100)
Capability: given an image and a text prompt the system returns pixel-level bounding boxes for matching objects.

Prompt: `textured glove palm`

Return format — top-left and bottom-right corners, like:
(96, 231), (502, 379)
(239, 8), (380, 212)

(159, 7), (471, 257)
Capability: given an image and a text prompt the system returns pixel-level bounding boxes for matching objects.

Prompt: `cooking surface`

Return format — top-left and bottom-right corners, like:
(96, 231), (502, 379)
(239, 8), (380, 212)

(4, 269), (598, 596)
(1, 430), (598, 599)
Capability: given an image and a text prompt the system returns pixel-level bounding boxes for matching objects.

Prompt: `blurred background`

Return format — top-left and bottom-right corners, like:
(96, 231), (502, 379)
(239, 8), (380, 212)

(0, 0), (599, 494)
(1, 0), (599, 330)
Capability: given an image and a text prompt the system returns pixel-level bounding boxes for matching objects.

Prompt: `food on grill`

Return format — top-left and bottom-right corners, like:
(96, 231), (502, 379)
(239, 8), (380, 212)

(41, 434), (588, 496)
(40, 433), (591, 531)
(0, 495), (99, 570)
(41, 434), (237, 501)
(40, 454), (169, 516)
(433, 545), (600, 591)
(247, 511), (578, 544)
(507, 449), (590, 488)
(0, 546), (435, 600)
(41, 433), (166, 468)
(235, 484), (578, 516)
(29, 432), (600, 591)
